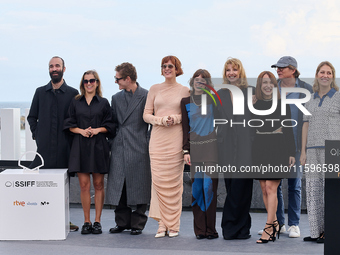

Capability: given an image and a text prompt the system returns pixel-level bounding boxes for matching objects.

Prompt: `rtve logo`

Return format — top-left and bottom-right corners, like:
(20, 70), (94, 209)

(13, 200), (25, 207)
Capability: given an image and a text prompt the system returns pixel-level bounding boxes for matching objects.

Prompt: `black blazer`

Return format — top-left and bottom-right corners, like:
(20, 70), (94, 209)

(215, 87), (255, 169)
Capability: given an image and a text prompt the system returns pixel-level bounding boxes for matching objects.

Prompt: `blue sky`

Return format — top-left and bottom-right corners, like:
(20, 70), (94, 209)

(1, 0), (340, 102)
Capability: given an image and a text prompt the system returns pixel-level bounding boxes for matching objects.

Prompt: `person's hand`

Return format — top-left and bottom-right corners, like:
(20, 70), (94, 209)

(252, 95), (258, 105)
(80, 127), (91, 138)
(166, 116), (174, 127)
(88, 127), (100, 137)
(300, 152), (307, 166)
(289, 156), (295, 167)
(184, 154), (191, 165)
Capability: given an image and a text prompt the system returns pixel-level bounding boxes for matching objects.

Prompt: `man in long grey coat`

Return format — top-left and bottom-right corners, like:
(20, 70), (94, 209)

(106, 62), (151, 235)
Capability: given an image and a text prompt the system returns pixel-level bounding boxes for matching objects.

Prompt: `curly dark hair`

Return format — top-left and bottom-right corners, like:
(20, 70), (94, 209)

(115, 62), (137, 82)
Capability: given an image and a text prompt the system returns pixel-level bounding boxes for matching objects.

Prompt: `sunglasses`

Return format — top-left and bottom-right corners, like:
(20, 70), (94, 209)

(114, 76), (125, 82)
(162, 64), (174, 69)
(83, 79), (97, 84)
(274, 67), (288, 71)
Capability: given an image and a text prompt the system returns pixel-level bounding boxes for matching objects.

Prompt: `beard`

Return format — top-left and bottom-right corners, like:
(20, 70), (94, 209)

(49, 70), (63, 84)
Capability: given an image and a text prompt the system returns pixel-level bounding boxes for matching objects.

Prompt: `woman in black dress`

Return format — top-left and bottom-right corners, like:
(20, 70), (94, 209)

(252, 71), (295, 243)
(64, 70), (114, 235)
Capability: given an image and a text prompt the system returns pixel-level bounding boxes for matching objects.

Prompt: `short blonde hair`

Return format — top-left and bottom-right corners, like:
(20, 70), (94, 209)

(222, 57), (248, 89)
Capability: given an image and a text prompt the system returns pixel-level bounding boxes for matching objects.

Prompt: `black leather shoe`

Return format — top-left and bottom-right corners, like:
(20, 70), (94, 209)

(303, 236), (318, 242)
(316, 237), (324, 243)
(81, 222), (92, 234)
(316, 232), (324, 243)
(196, 234), (206, 239)
(92, 222), (102, 234)
(131, 229), (142, 235)
(207, 234), (219, 239)
(109, 225), (126, 233)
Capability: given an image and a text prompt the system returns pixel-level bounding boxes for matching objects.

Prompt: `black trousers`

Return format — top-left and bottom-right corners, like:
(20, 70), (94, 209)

(115, 182), (148, 230)
(191, 162), (218, 237)
(221, 178), (253, 239)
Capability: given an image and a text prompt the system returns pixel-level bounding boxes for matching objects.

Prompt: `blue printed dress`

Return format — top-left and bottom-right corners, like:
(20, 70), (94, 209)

(181, 95), (218, 238)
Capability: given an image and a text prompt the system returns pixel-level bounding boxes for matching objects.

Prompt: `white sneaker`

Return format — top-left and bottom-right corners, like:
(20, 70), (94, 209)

(288, 225), (300, 238)
(280, 225), (286, 233)
(258, 224), (286, 235)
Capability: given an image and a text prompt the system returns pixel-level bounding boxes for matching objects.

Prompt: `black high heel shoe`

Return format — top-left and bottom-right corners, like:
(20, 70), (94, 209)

(257, 223), (277, 244)
(273, 220), (280, 240)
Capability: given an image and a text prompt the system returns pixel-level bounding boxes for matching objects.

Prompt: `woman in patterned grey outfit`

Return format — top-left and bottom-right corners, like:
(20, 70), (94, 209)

(300, 61), (340, 243)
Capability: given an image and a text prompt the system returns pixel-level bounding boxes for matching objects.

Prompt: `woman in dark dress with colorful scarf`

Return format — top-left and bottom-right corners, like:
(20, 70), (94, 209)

(181, 69), (218, 240)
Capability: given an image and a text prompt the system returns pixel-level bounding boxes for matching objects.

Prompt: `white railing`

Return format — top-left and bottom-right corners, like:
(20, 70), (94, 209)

(0, 108), (36, 160)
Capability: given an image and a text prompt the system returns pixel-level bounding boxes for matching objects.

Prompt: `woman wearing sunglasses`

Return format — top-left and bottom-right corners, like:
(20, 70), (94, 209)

(64, 70), (115, 235)
(143, 56), (190, 238)
(181, 69), (219, 240)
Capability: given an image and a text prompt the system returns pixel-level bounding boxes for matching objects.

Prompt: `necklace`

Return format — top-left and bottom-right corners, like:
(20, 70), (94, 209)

(191, 95), (201, 106)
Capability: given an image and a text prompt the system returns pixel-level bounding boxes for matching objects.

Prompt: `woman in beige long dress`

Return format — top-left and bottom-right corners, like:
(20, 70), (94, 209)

(143, 55), (190, 238)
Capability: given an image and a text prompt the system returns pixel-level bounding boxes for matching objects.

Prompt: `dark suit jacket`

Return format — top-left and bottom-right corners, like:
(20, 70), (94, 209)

(106, 84), (151, 205)
(215, 87), (255, 170)
(27, 81), (78, 168)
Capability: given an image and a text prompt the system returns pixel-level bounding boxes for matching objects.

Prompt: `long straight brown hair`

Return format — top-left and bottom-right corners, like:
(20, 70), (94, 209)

(255, 71), (280, 100)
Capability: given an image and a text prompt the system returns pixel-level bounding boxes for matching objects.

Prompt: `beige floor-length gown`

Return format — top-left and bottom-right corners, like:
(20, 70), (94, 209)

(143, 82), (190, 232)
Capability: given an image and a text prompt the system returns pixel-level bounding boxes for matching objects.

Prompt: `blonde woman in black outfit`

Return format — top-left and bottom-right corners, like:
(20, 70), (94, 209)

(64, 70), (115, 235)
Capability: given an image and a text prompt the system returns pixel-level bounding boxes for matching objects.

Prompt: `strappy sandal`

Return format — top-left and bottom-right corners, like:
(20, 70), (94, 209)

(273, 220), (280, 240)
(257, 223), (276, 244)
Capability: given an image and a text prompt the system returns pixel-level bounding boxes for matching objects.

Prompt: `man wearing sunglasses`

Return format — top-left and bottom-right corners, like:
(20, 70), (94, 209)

(27, 56), (79, 230)
(264, 56), (312, 238)
(106, 62), (151, 235)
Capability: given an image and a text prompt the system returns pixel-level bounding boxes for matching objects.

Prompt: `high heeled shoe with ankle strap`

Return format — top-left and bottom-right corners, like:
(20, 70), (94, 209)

(273, 220), (281, 240)
(257, 223), (277, 244)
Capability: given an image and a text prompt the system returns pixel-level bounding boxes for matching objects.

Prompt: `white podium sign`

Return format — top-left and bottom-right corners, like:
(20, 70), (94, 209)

(0, 169), (70, 240)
